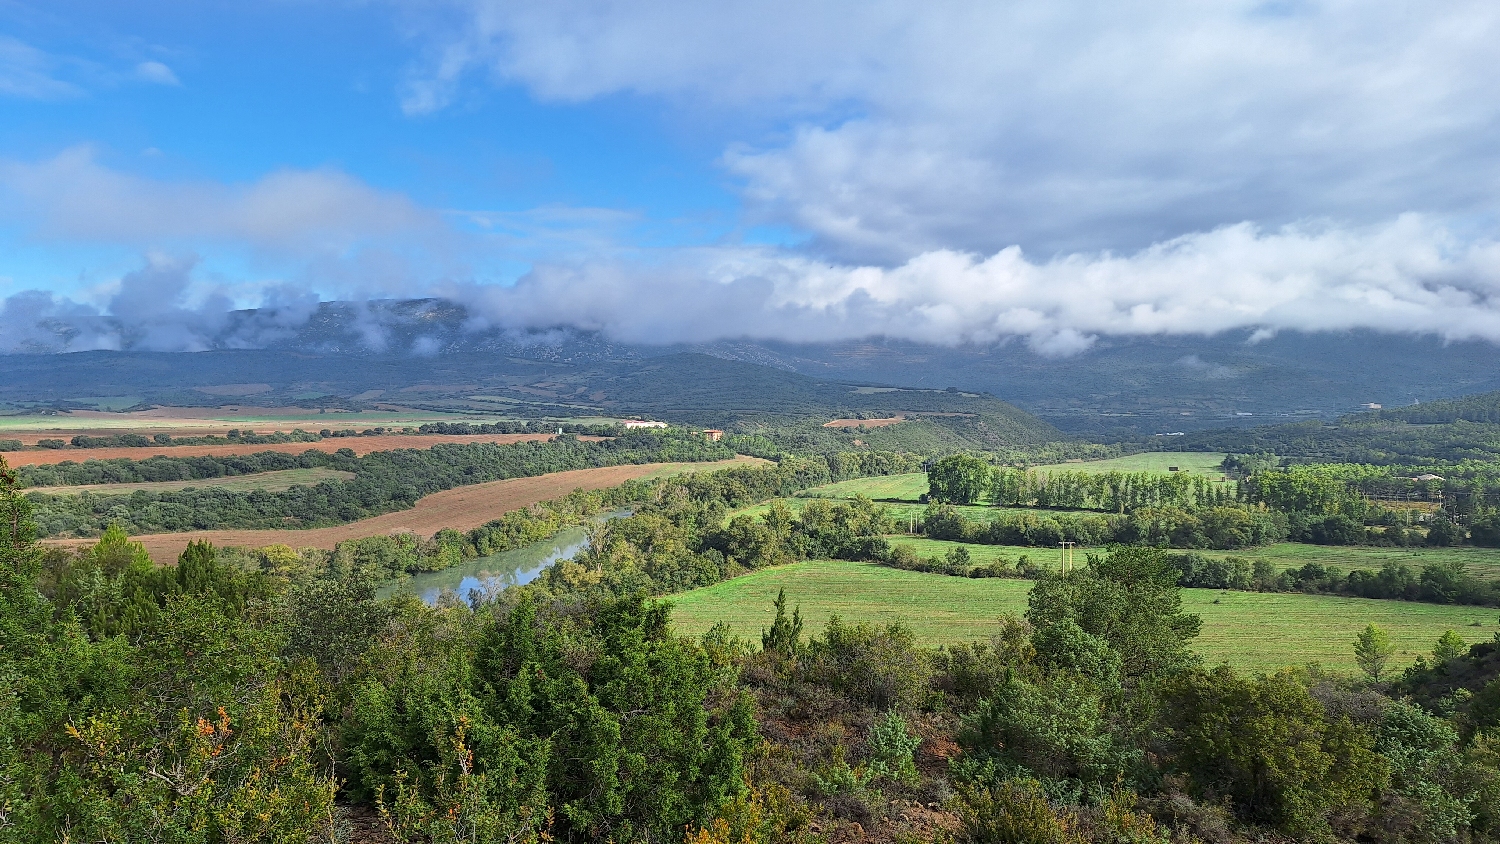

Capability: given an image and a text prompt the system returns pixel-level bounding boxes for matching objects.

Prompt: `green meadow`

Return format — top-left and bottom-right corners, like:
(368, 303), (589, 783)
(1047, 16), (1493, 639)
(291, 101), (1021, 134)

(667, 559), (1498, 674)
(1033, 451), (1227, 475)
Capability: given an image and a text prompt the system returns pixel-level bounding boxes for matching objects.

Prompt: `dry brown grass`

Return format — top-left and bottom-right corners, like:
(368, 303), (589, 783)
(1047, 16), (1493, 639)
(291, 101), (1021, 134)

(43, 456), (762, 563)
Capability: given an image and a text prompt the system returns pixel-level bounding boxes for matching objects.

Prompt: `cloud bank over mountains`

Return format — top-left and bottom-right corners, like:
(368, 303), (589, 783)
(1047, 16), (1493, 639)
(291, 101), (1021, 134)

(7, 214), (1499, 356)
(3, 1), (1500, 354)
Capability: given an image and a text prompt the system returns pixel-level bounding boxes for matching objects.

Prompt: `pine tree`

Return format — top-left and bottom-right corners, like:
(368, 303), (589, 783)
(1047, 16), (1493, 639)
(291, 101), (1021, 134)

(1354, 623), (1396, 681)
(761, 588), (803, 658)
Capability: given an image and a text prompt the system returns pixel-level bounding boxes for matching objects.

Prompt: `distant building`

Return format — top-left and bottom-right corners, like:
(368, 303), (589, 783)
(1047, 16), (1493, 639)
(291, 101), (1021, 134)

(703, 429), (724, 442)
(1363, 402), (1383, 409)
(622, 420), (668, 428)
(1413, 473), (1445, 482)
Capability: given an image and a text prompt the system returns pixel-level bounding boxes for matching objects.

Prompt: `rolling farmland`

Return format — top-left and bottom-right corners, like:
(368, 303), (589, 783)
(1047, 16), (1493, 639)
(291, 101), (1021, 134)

(43, 457), (761, 563)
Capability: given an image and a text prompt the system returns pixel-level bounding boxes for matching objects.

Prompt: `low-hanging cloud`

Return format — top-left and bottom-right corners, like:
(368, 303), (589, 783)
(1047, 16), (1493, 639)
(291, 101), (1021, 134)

(7, 213), (1500, 356)
(453, 215), (1500, 354)
(0, 254), (321, 354)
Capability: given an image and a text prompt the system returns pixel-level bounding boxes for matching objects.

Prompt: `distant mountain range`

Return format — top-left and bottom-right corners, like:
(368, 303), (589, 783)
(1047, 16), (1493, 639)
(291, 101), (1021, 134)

(5, 297), (1499, 437)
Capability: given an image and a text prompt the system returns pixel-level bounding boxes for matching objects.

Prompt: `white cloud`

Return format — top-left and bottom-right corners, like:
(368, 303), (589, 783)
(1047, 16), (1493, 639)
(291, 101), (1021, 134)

(452, 215), (1500, 354)
(0, 147), (459, 291)
(402, 0), (1500, 260)
(0, 254), (327, 354)
(0, 35), (80, 99)
(135, 60), (180, 86)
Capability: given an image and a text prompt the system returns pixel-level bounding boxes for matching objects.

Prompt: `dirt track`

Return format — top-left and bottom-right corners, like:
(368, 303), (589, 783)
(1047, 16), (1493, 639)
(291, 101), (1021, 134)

(0, 433), (594, 467)
(43, 457), (761, 563)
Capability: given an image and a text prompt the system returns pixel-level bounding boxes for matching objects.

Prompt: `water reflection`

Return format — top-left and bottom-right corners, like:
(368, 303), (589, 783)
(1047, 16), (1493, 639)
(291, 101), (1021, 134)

(381, 525), (589, 606)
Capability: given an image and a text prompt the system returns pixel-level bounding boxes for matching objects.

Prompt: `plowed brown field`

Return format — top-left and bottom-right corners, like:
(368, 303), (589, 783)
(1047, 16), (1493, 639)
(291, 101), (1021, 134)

(44, 457), (763, 563)
(2, 433), (604, 467)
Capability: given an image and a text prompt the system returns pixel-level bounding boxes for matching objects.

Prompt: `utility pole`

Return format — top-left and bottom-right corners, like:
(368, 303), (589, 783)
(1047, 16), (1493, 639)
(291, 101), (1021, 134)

(1059, 540), (1076, 574)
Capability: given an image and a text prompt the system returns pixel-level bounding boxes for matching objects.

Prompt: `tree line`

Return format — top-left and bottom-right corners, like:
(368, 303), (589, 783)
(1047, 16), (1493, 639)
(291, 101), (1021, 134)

(927, 454), (1239, 511)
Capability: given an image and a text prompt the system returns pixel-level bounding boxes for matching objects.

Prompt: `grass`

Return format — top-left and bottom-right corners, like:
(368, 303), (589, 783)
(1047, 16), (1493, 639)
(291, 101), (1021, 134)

(667, 560), (1498, 673)
(1196, 543), (1500, 581)
(792, 451), (1230, 508)
(800, 473), (930, 501)
(884, 536), (1038, 566)
(26, 468), (356, 496)
(886, 536), (1500, 581)
(1033, 451), (1227, 475)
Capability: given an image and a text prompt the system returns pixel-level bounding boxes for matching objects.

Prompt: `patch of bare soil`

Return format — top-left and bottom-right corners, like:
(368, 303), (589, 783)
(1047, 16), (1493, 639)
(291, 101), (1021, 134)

(822, 416), (906, 428)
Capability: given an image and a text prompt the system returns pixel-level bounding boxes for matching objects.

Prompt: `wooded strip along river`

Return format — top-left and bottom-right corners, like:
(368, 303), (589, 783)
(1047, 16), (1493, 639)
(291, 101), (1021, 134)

(379, 510), (628, 605)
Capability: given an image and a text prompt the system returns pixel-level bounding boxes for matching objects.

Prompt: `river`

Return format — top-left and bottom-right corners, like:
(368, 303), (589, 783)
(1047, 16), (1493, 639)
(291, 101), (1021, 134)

(380, 511), (626, 606)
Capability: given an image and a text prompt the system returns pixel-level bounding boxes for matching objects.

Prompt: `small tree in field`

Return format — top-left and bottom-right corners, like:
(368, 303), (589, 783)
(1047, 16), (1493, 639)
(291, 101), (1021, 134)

(1354, 623), (1396, 681)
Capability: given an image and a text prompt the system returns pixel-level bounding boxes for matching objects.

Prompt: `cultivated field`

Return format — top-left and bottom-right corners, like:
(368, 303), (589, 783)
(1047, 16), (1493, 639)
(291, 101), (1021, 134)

(0, 407), (526, 439)
(822, 416), (906, 428)
(25, 467), (355, 496)
(800, 472), (929, 501)
(1034, 451), (1227, 475)
(1, 433), (576, 467)
(667, 560), (1497, 673)
(46, 457), (762, 563)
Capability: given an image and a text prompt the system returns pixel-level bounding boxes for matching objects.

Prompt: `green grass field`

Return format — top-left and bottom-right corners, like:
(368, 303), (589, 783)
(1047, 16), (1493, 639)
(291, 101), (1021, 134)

(1197, 543), (1500, 581)
(25, 467), (356, 496)
(667, 560), (1498, 673)
(792, 451), (1230, 508)
(885, 536), (1036, 566)
(886, 536), (1500, 580)
(1033, 451), (1227, 475)
(800, 473), (930, 501)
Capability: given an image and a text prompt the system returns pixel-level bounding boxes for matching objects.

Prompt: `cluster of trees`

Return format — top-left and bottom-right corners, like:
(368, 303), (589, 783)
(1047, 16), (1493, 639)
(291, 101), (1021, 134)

(416, 419), (621, 436)
(921, 502), (1289, 550)
(929, 455), (1500, 551)
(23, 431), (736, 537)
(1274, 558), (1500, 606)
(928, 454), (1239, 511)
(65, 428), (324, 449)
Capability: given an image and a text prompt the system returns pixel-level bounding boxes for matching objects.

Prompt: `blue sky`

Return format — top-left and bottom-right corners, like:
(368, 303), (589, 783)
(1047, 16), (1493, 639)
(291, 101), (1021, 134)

(3, 1), (1500, 353)
(1, 1), (755, 294)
